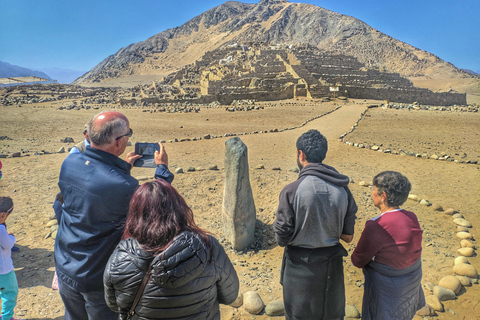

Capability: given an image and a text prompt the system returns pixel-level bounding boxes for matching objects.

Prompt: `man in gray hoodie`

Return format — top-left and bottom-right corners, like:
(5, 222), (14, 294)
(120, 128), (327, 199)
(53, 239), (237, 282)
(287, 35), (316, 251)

(274, 129), (357, 320)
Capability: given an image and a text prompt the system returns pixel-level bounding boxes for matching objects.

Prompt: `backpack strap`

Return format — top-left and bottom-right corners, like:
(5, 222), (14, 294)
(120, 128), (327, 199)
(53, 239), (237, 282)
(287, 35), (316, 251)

(126, 264), (152, 320)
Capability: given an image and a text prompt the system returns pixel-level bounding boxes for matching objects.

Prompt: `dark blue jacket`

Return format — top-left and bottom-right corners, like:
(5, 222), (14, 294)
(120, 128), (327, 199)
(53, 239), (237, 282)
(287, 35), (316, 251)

(55, 147), (173, 292)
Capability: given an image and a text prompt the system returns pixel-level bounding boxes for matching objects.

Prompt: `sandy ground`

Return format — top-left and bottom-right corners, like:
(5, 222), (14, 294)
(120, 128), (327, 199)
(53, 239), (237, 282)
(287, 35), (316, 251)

(0, 97), (479, 319)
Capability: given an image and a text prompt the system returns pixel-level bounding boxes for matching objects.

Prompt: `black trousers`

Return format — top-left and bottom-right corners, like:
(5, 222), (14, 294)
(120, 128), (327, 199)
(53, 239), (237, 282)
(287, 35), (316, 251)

(281, 244), (347, 320)
(58, 278), (118, 320)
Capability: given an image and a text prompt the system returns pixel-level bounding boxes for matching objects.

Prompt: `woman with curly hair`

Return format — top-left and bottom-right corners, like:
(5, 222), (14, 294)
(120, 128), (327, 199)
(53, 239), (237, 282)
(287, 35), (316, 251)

(352, 171), (425, 320)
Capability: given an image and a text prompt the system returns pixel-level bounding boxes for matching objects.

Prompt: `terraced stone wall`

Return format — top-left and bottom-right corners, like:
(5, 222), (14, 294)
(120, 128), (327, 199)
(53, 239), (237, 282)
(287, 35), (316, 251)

(344, 86), (467, 106)
(210, 85), (295, 105)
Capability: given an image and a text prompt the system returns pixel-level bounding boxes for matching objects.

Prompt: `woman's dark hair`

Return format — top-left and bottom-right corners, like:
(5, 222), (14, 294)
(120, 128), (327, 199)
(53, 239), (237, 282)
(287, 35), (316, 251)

(0, 196), (13, 213)
(296, 129), (328, 163)
(373, 171), (411, 207)
(123, 179), (209, 254)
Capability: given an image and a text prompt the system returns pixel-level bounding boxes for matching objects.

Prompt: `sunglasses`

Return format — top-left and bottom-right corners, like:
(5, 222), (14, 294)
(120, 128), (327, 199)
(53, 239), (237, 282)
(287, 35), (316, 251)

(115, 128), (133, 141)
(6, 204), (14, 215)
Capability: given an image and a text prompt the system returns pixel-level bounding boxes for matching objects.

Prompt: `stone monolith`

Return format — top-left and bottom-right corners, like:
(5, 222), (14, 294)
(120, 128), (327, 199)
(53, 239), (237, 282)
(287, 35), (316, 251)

(222, 137), (256, 250)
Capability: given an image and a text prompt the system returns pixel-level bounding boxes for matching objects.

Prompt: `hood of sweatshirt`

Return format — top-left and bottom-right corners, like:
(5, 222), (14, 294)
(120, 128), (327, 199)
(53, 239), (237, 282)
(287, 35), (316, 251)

(298, 163), (350, 187)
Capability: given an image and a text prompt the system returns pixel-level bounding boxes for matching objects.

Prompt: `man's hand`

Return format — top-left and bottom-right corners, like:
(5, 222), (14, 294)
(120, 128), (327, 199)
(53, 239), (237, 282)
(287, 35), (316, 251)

(154, 143), (168, 167)
(125, 151), (142, 167)
(340, 234), (353, 243)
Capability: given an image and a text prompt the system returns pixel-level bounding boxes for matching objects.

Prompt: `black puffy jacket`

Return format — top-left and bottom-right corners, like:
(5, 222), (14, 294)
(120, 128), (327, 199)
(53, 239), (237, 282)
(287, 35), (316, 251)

(104, 232), (239, 320)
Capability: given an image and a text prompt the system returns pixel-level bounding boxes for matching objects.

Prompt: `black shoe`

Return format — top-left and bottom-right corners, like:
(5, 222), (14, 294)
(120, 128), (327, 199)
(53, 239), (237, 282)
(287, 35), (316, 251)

(11, 246), (19, 252)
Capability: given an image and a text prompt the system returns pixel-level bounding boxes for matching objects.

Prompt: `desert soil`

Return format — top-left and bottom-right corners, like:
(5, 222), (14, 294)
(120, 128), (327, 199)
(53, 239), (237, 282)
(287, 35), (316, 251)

(0, 97), (479, 320)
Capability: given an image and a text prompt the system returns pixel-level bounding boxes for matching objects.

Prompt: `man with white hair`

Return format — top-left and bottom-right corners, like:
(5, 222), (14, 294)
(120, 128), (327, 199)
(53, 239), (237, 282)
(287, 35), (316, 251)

(55, 111), (174, 320)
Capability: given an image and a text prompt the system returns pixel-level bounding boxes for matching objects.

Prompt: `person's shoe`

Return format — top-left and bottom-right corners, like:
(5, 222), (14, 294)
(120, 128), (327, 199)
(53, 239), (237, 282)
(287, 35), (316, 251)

(11, 246), (20, 252)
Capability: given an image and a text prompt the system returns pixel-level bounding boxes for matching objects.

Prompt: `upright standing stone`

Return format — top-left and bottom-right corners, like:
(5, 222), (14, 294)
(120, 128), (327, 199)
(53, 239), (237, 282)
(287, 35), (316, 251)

(222, 137), (256, 250)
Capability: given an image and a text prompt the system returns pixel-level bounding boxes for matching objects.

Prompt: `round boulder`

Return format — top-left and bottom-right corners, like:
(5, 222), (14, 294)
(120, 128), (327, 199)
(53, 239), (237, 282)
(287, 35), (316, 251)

(454, 256), (469, 265)
(46, 220), (58, 227)
(425, 295), (444, 312)
(345, 305), (361, 318)
(438, 276), (462, 294)
(452, 213), (464, 219)
(461, 240), (474, 248)
(456, 232), (473, 240)
(230, 292), (243, 308)
(444, 208), (458, 215)
(175, 167), (184, 174)
(453, 218), (472, 228)
(408, 194), (420, 202)
(243, 291), (264, 315)
(455, 276), (472, 287)
(420, 199), (432, 206)
(61, 137), (74, 143)
(453, 263), (478, 278)
(433, 286), (456, 301)
(416, 304), (435, 317)
(265, 300), (284, 316)
(431, 203), (443, 211)
(457, 247), (475, 257)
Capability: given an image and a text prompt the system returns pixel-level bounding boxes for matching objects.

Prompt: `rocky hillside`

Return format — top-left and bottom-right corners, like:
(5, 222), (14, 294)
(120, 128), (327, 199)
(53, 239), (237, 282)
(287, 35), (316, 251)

(74, 0), (478, 95)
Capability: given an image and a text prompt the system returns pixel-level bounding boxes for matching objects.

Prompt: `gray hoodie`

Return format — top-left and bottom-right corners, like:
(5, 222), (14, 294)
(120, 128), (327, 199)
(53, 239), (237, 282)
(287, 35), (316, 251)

(274, 163), (357, 248)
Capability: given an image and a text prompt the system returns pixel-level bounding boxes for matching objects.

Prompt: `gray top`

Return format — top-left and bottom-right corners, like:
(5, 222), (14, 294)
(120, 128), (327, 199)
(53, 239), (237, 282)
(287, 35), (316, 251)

(274, 163), (357, 249)
(290, 175), (349, 247)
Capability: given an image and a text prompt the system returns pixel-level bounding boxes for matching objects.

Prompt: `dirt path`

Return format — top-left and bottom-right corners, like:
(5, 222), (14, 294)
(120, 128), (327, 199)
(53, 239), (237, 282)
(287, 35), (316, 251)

(1, 99), (478, 319)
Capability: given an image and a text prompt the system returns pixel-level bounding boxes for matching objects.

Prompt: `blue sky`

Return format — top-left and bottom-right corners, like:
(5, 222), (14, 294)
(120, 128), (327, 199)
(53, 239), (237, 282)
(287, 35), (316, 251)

(1, 0), (479, 73)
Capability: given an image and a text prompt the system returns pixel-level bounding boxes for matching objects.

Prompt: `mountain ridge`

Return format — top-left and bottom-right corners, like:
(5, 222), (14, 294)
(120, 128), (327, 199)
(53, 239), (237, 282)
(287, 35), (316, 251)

(73, 0), (478, 97)
(0, 61), (52, 80)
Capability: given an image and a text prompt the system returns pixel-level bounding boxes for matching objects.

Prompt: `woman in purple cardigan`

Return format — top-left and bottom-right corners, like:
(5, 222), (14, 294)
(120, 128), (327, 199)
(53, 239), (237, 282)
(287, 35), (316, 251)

(352, 171), (425, 320)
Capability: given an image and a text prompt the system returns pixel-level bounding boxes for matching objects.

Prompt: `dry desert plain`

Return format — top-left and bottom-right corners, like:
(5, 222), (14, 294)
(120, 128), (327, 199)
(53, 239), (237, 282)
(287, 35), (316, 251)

(0, 96), (479, 319)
